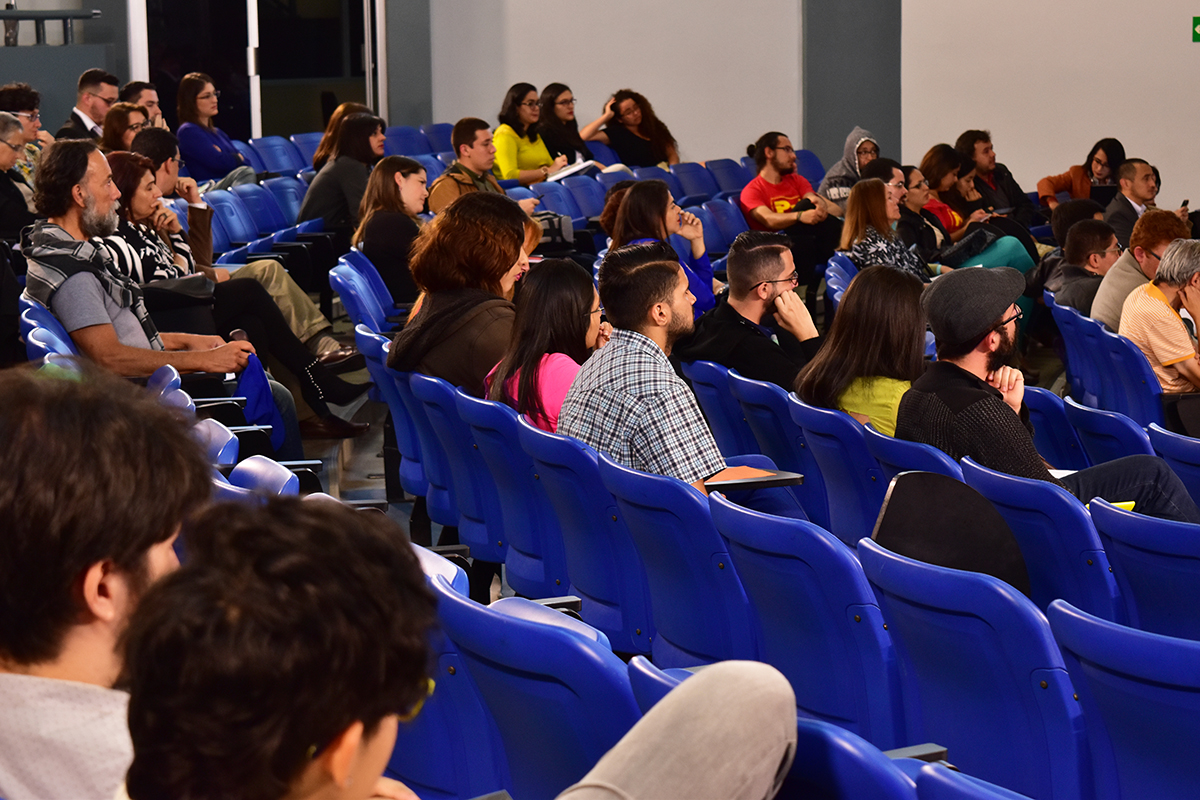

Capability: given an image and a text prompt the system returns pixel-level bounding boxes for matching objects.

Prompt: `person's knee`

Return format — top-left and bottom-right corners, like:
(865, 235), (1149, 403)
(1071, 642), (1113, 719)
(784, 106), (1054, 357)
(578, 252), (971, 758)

(685, 661), (797, 739)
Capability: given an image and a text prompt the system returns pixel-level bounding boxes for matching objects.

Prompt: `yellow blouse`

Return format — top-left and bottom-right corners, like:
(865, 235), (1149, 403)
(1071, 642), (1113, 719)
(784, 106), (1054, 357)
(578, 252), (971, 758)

(492, 123), (553, 180)
(837, 376), (911, 436)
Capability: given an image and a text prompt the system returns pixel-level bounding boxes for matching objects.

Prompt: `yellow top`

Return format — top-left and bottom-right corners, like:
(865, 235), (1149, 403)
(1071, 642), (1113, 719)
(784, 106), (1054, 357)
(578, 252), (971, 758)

(492, 123), (553, 180)
(837, 376), (911, 437)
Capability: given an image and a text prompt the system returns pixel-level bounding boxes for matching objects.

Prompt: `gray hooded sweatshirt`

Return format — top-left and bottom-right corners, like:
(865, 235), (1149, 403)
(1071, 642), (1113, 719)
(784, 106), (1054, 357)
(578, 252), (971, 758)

(817, 126), (877, 206)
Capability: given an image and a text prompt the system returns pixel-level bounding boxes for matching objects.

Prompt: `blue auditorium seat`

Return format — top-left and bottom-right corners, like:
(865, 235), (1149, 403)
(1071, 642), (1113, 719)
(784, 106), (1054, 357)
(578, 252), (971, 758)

(679, 360), (760, 458)
(862, 423), (963, 482)
(248, 135), (306, 174)
(385, 125), (433, 156)
(1062, 396), (1154, 465)
(419, 122), (454, 153)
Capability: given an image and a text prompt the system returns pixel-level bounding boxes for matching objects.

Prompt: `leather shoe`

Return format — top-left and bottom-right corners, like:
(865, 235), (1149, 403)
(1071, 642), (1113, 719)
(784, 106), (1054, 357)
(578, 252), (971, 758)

(299, 415), (370, 439)
(317, 346), (366, 374)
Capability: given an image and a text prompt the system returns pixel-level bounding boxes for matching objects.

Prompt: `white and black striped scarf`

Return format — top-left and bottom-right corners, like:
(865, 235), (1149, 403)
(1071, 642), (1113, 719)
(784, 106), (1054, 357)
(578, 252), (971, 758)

(20, 221), (164, 350)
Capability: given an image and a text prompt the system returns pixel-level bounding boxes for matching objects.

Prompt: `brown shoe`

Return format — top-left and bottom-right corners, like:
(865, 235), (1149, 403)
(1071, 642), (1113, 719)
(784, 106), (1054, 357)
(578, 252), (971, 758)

(299, 415), (370, 439)
(317, 346), (366, 374)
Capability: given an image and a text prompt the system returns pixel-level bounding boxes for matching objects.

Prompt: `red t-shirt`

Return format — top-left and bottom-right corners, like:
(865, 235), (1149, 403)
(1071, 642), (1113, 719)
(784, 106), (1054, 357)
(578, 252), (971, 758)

(738, 173), (814, 231)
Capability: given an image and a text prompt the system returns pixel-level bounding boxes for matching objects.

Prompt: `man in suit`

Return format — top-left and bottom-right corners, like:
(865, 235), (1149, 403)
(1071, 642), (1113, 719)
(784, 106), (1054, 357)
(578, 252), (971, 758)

(1104, 158), (1189, 248)
(54, 68), (119, 140)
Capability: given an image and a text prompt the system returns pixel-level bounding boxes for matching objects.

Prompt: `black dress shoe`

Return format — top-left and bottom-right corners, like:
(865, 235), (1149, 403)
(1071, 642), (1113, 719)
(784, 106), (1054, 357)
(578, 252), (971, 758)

(317, 346), (366, 374)
(299, 415), (370, 439)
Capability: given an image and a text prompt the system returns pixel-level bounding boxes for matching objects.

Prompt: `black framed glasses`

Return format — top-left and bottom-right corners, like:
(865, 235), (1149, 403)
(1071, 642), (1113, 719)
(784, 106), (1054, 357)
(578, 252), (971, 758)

(0, 139), (23, 153)
(1093, 245), (1124, 257)
(1148, 250), (1164, 262)
(197, 90), (221, 101)
(88, 91), (118, 107)
(753, 271), (799, 289)
(519, 100), (539, 108)
(556, 98), (577, 106)
(996, 308), (1024, 329)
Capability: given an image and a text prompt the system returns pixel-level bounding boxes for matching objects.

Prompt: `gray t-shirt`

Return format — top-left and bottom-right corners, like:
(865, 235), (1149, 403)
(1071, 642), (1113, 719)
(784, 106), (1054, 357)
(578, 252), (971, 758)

(50, 271), (152, 349)
(0, 672), (132, 800)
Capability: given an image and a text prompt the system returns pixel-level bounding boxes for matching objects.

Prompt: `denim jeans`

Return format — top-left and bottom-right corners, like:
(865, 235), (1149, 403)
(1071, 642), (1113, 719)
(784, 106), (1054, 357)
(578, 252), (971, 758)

(1062, 454), (1200, 523)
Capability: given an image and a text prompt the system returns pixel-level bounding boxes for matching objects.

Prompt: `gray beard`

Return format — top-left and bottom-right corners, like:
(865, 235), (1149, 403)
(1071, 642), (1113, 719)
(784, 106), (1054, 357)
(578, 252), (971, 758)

(80, 194), (119, 238)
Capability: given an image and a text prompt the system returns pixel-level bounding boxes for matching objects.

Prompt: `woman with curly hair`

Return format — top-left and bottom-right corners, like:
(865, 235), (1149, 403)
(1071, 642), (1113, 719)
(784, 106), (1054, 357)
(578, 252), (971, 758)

(581, 88), (679, 166)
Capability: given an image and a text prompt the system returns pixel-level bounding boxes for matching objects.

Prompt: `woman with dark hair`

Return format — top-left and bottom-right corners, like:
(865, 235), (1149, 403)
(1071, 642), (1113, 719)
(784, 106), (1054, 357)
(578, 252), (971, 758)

(841, 178), (935, 282)
(298, 112), (386, 232)
(99, 102), (147, 153)
(0, 82), (51, 184)
(1036, 137), (1125, 210)
(537, 83), (595, 166)
(611, 179), (716, 315)
(493, 82), (567, 185)
(920, 143), (989, 239)
(101, 151), (370, 437)
(487, 259), (611, 432)
(175, 72), (256, 188)
(582, 88), (679, 167)
(312, 101), (371, 171)
(795, 265), (926, 435)
(352, 155), (427, 304)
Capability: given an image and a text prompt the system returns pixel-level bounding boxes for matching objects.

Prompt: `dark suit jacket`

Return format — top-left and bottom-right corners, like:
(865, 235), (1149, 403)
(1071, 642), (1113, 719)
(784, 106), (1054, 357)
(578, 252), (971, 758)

(1104, 193), (1140, 249)
(54, 110), (99, 141)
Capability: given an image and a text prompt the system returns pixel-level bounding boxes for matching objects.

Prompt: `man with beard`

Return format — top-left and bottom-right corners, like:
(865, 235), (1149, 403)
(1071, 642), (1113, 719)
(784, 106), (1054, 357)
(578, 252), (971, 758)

(21, 139), (254, 375)
(672, 230), (821, 388)
(896, 267), (1200, 521)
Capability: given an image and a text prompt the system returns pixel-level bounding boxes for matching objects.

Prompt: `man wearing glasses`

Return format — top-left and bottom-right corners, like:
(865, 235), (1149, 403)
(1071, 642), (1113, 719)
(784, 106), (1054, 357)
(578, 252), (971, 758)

(1052, 219), (1121, 316)
(897, 266), (1200, 523)
(55, 68), (120, 141)
(674, 230), (821, 388)
(1091, 210), (1191, 331)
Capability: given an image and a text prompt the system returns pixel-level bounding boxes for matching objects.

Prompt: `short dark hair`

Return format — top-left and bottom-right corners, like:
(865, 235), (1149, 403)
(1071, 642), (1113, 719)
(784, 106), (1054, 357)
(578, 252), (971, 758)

(120, 80), (156, 103)
(954, 129), (991, 161)
(747, 131), (787, 172)
(1050, 198), (1104, 246)
(726, 231), (791, 299)
(122, 497), (436, 800)
(78, 68), (119, 94)
(612, 179), (671, 249)
(0, 82), (40, 112)
(598, 241), (682, 331)
(452, 117), (490, 158)
(130, 126), (180, 172)
(859, 158), (901, 183)
(498, 82), (538, 141)
(1118, 157), (1149, 184)
(0, 365), (209, 665)
(34, 139), (98, 217)
(335, 112), (387, 165)
(1064, 219), (1117, 266)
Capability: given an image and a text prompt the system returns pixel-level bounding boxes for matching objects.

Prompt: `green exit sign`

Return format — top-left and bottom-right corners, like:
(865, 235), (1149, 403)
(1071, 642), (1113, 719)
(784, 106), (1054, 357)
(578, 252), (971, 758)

(1194, 16), (1200, 41)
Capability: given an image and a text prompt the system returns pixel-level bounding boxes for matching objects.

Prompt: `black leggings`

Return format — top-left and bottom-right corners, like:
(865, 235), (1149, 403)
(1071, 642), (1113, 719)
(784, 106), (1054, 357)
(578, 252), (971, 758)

(212, 278), (329, 416)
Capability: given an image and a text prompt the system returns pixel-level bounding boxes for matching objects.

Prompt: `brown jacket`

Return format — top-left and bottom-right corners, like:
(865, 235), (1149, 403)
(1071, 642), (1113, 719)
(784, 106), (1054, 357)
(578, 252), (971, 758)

(427, 163), (505, 214)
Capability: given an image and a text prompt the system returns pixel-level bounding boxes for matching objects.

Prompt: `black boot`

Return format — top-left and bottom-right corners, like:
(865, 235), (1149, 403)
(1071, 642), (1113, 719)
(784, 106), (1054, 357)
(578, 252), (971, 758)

(301, 359), (371, 407)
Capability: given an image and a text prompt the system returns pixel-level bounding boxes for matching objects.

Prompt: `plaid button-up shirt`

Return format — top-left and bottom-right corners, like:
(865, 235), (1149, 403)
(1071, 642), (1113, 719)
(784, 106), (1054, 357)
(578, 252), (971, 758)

(559, 328), (725, 484)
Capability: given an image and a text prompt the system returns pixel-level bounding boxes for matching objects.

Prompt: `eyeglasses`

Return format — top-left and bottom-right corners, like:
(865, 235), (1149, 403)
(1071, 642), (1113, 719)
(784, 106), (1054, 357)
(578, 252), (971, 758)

(0, 139), (22, 153)
(1148, 250), (1164, 262)
(127, 121), (145, 133)
(753, 271), (800, 289)
(519, 100), (539, 108)
(1093, 245), (1124, 257)
(88, 91), (118, 107)
(885, 180), (905, 189)
(197, 90), (221, 101)
(556, 98), (577, 106)
(14, 111), (39, 122)
(996, 308), (1024, 329)
(586, 305), (604, 316)
(909, 179), (929, 189)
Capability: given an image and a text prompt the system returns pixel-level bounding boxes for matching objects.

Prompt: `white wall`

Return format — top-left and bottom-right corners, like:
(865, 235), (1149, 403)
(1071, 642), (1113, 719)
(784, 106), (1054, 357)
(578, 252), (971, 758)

(902, 0), (1200, 206)
(430, 0), (802, 163)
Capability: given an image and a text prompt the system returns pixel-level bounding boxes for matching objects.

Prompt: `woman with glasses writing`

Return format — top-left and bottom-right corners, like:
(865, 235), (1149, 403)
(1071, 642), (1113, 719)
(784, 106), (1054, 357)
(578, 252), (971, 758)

(176, 72), (255, 189)
(536, 83), (597, 167)
(493, 83), (568, 185)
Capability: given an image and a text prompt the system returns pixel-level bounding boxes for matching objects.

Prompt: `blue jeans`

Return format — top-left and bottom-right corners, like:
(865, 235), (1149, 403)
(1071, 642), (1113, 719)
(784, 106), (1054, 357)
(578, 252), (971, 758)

(722, 454), (809, 521)
(1062, 454), (1200, 523)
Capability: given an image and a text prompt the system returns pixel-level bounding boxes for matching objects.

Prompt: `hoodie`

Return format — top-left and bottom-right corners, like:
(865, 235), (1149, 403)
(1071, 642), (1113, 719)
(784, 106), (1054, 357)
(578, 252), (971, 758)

(817, 126), (877, 206)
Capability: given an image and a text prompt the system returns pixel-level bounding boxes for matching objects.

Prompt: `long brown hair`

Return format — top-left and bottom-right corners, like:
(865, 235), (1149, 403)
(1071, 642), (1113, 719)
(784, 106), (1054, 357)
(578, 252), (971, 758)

(919, 143), (959, 195)
(100, 102), (147, 153)
(408, 192), (526, 297)
(611, 89), (676, 163)
(176, 72), (213, 128)
(352, 155), (424, 247)
(840, 178), (893, 249)
(313, 101), (371, 169)
(612, 179), (670, 249)
(794, 265), (926, 409)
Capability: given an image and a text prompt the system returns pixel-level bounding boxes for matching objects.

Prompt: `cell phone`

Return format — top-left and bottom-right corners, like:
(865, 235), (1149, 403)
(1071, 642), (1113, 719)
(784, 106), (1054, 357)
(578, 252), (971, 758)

(991, 207), (1014, 215)
(1184, 199), (1190, 208)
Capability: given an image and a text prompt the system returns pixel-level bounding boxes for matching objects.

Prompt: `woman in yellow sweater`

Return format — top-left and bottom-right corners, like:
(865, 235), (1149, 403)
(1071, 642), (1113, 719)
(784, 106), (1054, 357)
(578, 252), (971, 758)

(794, 265), (927, 435)
(493, 83), (568, 185)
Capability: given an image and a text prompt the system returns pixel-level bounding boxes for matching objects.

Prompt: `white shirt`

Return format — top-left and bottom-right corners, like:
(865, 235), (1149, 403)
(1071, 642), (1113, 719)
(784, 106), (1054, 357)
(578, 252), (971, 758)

(72, 106), (103, 136)
(0, 673), (132, 800)
(1128, 196), (1147, 217)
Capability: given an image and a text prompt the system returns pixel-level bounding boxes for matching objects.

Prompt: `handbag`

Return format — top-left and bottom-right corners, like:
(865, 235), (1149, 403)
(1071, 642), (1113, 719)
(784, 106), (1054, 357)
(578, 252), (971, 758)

(140, 274), (215, 311)
(937, 227), (998, 268)
(531, 210), (575, 247)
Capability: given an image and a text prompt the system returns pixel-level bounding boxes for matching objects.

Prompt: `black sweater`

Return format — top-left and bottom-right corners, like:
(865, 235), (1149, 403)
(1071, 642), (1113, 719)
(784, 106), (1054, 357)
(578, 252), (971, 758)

(360, 211), (420, 304)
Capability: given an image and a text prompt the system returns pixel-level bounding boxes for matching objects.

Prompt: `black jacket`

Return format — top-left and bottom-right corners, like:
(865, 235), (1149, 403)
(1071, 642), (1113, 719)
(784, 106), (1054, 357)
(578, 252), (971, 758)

(671, 296), (822, 389)
(54, 110), (98, 141)
(0, 170), (36, 241)
(974, 163), (1035, 228)
(896, 206), (950, 263)
(1103, 193), (1140, 249)
(1054, 264), (1104, 317)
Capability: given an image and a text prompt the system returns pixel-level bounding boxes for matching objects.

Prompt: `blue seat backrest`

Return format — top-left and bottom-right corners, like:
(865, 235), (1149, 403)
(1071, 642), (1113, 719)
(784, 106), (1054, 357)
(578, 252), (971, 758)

(385, 125), (433, 156)
(263, 176), (308, 225)
(410, 374), (507, 564)
(413, 153), (445, 182)
(703, 198), (750, 244)
(26, 326), (75, 360)
(632, 165), (689, 201)
(192, 417), (239, 467)
(357, 326), (426, 497)
(678, 360), (760, 459)
(289, 132), (323, 168)
(706, 158), (753, 194)
(862, 424), (963, 482)
(383, 356), (458, 528)
(786, 393), (887, 547)
(671, 162), (723, 201)
(1023, 387), (1090, 470)
(1148, 422), (1200, 507)
(1089, 497), (1200, 639)
(710, 493), (903, 748)
(205, 189), (261, 242)
(860, 539), (1088, 800)
(455, 391), (571, 599)
(596, 169), (635, 192)
(741, 155), (758, 174)
(960, 457), (1124, 621)
(1103, 329), (1165, 427)
(329, 264), (387, 332)
(1045, 293), (1097, 406)
(419, 123), (454, 153)
(248, 135), (306, 174)
(795, 149), (827, 186)
(1047, 599), (1200, 800)
(342, 248), (396, 311)
(431, 574), (640, 800)
(436, 150), (456, 168)
(532, 181), (585, 226)
(518, 419), (654, 655)
(19, 297), (77, 349)
(232, 139), (267, 173)
(916, 764), (1035, 799)
(724, 372), (830, 530)
(585, 140), (619, 166)
(228, 454), (299, 495)
(562, 175), (606, 218)
(1075, 314), (1120, 410)
(1062, 396), (1153, 465)
(682, 205), (727, 254)
(230, 182), (292, 234)
(597, 453), (756, 667)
